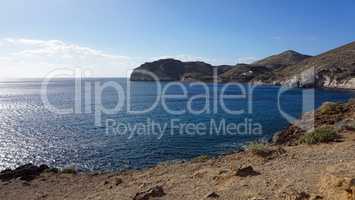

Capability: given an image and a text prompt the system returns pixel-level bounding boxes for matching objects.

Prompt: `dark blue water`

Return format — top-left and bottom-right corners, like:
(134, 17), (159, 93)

(0, 78), (354, 171)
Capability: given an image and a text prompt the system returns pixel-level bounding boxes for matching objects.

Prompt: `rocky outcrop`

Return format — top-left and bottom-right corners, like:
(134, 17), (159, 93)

(0, 164), (49, 182)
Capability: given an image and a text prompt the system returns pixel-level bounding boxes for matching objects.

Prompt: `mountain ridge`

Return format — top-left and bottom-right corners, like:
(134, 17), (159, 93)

(130, 41), (355, 89)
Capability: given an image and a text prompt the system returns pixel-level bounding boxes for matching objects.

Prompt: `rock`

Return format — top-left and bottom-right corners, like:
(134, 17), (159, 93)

(248, 198), (265, 200)
(271, 131), (282, 143)
(205, 192), (219, 198)
(115, 178), (123, 185)
(133, 185), (166, 200)
(273, 125), (305, 145)
(235, 166), (260, 177)
(287, 192), (310, 200)
(310, 195), (323, 200)
(0, 164), (49, 182)
(280, 189), (311, 200)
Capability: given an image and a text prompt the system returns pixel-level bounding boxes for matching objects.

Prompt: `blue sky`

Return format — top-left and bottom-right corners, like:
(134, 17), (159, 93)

(0, 0), (355, 77)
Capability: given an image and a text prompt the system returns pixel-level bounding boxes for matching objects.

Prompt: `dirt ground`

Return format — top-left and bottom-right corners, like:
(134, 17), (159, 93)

(0, 131), (354, 200)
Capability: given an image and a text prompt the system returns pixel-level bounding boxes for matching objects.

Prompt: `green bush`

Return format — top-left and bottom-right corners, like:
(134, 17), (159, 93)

(319, 102), (344, 115)
(44, 167), (59, 173)
(61, 166), (77, 174)
(299, 127), (338, 144)
(192, 155), (209, 162)
(246, 142), (267, 151)
(245, 142), (272, 157)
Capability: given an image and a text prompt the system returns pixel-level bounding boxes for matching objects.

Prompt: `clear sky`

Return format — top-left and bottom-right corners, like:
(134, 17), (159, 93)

(0, 0), (355, 77)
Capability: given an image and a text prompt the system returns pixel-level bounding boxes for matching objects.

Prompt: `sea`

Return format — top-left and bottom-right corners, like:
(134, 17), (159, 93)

(0, 78), (354, 171)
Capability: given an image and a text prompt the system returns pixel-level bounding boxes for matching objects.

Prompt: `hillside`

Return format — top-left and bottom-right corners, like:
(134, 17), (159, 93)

(271, 41), (355, 88)
(219, 64), (274, 83)
(130, 59), (233, 82)
(253, 50), (311, 69)
(130, 41), (355, 89)
(218, 50), (310, 83)
(130, 50), (309, 83)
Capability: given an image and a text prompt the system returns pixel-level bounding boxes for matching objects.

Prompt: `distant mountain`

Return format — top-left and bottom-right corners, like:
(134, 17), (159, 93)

(130, 41), (355, 89)
(130, 59), (234, 82)
(252, 50), (311, 69)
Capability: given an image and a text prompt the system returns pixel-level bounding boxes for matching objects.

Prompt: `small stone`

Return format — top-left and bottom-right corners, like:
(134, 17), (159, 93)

(115, 178), (123, 185)
(235, 166), (261, 177)
(205, 192), (219, 198)
(281, 190), (310, 200)
(133, 185), (165, 200)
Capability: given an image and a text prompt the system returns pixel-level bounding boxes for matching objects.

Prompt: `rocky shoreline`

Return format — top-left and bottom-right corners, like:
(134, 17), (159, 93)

(1, 99), (355, 199)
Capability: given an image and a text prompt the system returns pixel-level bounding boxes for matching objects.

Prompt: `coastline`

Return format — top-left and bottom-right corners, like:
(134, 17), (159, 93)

(1, 99), (355, 199)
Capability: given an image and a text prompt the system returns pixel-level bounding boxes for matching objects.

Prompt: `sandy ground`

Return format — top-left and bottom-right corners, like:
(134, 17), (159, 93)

(0, 131), (354, 200)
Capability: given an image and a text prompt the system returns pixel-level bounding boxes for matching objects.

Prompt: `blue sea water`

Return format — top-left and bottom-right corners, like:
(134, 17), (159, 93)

(0, 78), (354, 171)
